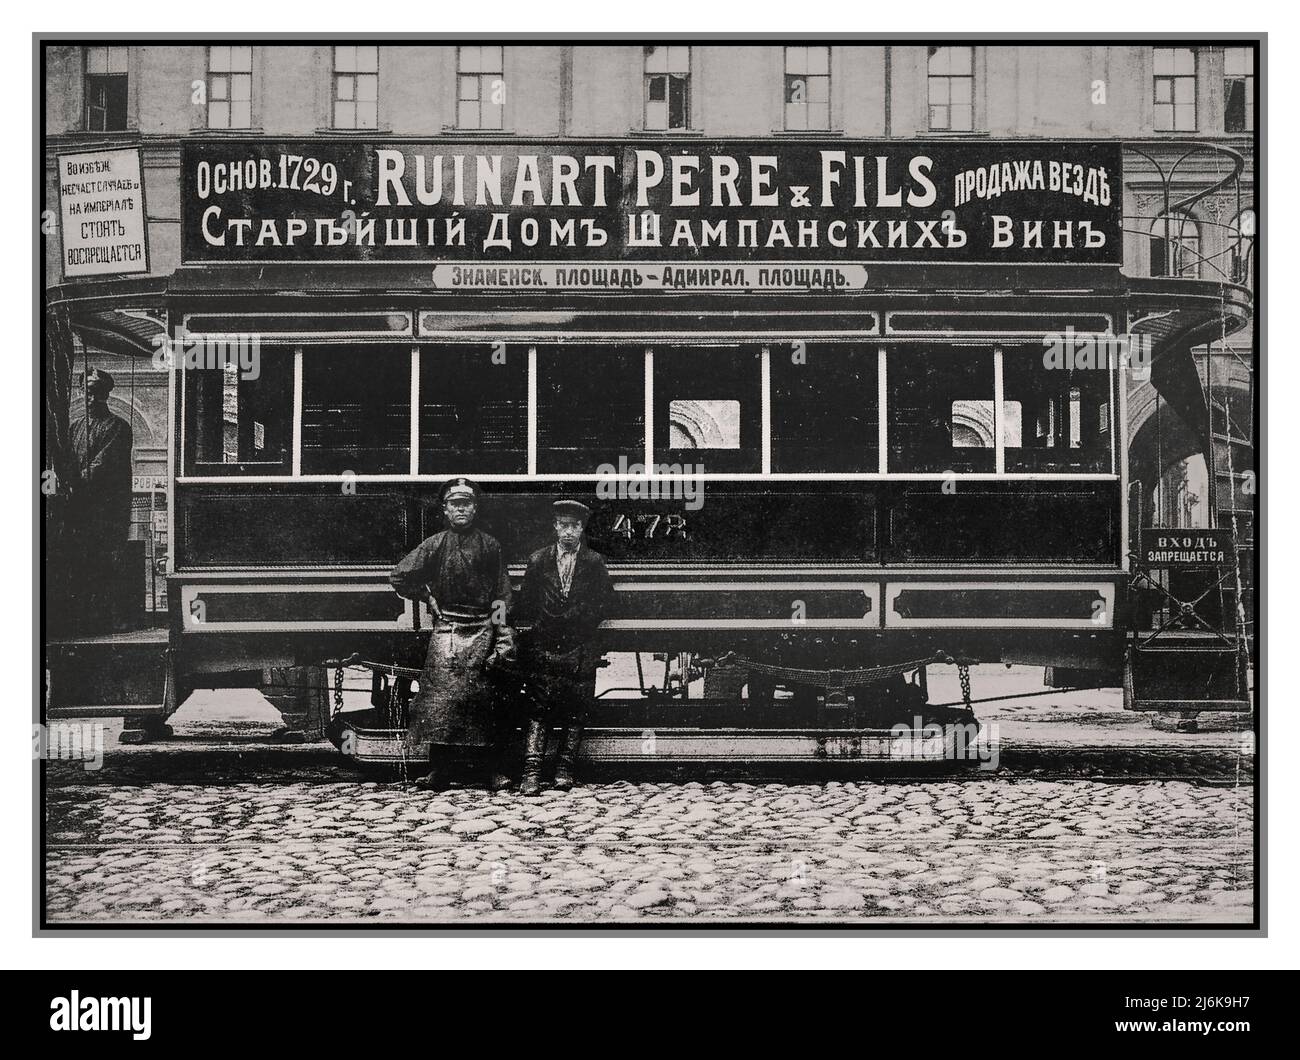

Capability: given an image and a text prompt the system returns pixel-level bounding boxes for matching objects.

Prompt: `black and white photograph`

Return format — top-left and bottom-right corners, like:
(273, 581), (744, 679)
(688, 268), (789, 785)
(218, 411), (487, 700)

(37, 32), (1261, 931)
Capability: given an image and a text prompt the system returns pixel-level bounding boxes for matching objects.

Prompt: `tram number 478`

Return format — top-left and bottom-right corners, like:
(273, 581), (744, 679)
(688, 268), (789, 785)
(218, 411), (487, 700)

(610, 513), (688, 540)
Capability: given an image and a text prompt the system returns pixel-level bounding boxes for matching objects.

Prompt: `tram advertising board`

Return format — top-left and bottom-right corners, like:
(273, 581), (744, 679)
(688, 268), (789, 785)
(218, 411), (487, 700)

(181, 139), (1123, 268)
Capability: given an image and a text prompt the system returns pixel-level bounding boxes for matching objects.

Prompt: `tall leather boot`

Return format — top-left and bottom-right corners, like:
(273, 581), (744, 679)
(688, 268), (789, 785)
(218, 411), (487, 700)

(518, 719), (548, 797)
(552, 725), (584, 791)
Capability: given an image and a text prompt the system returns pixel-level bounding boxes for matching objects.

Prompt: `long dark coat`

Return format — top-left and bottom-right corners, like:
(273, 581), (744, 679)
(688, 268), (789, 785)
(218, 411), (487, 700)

(512, 544), (616, 723)
(69, 403), (133, 543)
(389, 528), (515, 751)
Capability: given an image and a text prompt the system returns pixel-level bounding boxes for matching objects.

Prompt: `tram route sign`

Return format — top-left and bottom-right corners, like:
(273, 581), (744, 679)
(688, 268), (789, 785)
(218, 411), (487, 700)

(180, 139), (1123, 267)
(56, 146), (150, 279)
(428, 261), (871, 292)
(1140, 528), (1236, 568)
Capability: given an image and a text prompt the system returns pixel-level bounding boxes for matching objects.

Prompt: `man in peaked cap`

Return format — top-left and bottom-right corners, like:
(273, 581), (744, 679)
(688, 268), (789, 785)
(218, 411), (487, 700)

(389, 478), (517, 789)
(510, 498), (616, 795)
(67, 368), (134, 633)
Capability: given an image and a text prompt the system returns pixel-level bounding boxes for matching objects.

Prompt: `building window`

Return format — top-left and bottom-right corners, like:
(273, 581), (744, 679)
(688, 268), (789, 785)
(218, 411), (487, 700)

(928, 46), (974, 132)
(644, 45), (690, 131)
(1149, 212), (1201, 278)
(185, 350), (293, 475)
(536, 346), (644, 474)
(207, 45), (252, 129)
(1224, 47), (1254, 132)
(333, 45), (379, 129)
(770, 347), (878, 473)
(457, 45), (504, 130)
(84, 46), (129, 131)
(301, 347), (409, 474)
(888, 349), (995, 473)
(1154, 47), (1197, 131)
(419, 346), (528, 474)
(783, 46), (830, 131)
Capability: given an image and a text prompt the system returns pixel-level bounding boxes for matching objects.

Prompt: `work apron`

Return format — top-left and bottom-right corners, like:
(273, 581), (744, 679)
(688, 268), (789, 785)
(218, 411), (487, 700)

(405, 612), (511, 754)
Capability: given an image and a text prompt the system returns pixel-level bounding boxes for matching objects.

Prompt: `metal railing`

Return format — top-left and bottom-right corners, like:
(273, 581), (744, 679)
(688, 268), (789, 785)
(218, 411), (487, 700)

(1122, 140), (1254, 287)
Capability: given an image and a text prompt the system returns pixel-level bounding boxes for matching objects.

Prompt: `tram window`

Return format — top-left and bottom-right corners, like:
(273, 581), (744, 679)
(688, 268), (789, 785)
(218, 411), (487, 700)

(301, 346), (411, 474)
(186, 348), (293, 474)
(536, 345), (645, 473)
(654, 346), (761, 472)
(887, 349), (995, 473)
(419, 345), (527, 474)
(1001, 346), (1111, 472)
(771, 347), (878, 472)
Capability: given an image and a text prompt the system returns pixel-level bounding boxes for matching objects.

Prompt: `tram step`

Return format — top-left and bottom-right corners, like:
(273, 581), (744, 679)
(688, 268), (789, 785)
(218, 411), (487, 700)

(45, 634), (168, 711)
(333, 723), (991, 766)
(1125, 642), (1250, 713)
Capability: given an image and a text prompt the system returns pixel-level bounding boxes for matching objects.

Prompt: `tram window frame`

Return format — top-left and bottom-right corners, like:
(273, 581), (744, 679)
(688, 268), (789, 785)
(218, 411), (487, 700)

(886, 346), (997, 474)
(999, 345), (1114, 474)
(653, 345), (763, 474)
(183, 345), (295, 476)
(299, 344), (412, 475)
(770, 344), (879, 473)
(535, 344), (647, 475)
(176, 337), (1121, 483)
(418, 344), (528, 475)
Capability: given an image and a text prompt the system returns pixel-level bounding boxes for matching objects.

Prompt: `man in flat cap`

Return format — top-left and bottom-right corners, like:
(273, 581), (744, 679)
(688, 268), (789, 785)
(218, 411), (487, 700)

(389, 478), (516, 789)
(511, 499), (616, 795)
(67, 368), (134, 632)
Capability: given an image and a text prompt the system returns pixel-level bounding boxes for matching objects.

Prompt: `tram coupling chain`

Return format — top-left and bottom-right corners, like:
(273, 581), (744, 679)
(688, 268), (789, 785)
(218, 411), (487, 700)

(711, 649), (954, 688)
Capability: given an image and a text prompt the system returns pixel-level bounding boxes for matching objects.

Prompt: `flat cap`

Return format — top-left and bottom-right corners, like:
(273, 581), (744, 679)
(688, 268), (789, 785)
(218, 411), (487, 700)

(552, 498), (592, 521)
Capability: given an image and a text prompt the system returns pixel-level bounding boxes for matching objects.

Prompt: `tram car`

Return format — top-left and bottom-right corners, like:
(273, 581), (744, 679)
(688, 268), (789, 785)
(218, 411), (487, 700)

(47, 137), (1255, 764)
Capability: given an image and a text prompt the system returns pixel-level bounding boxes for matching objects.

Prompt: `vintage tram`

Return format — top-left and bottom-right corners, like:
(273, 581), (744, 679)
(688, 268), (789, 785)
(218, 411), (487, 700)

(45, 137), (1255, 764)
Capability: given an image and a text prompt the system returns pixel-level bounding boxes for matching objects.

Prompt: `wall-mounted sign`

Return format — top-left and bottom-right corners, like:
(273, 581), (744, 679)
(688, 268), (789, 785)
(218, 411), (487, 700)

(181, 139), (1122, 268)
(1140, 528), (1235, 568)
(57, 147), (150, 279)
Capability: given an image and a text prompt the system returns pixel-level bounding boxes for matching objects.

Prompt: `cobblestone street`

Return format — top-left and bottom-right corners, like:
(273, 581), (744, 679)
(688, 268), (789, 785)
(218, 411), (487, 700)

(45, 775), (1254, 924)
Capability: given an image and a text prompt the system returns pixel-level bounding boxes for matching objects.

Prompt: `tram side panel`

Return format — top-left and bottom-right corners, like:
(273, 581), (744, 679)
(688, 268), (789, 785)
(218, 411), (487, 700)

(168, 479), (1127, 700)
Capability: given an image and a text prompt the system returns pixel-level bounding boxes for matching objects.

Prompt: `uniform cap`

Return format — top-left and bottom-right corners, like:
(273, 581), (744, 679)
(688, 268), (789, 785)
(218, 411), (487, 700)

(440, 477), (481, 504)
